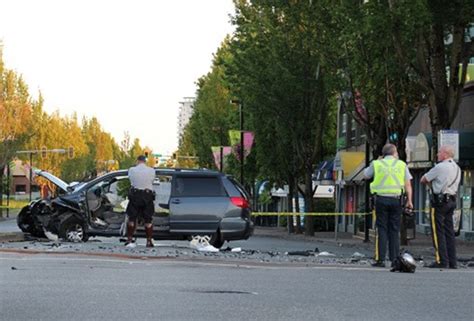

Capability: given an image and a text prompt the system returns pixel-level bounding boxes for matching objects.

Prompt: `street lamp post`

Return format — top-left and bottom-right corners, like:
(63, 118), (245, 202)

(231, 99), (244, 186)
(29, 152), (33, 201)
(220, 146), (224, 172)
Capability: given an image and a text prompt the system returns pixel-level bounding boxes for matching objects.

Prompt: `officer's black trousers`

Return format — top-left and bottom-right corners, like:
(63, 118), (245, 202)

(375, 196), (402, 262)
(430, 199), (457, 267)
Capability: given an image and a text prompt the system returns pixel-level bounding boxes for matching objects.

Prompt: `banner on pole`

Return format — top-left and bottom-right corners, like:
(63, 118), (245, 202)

(211, 146), (232, 169)
(228, 130), (254, 161)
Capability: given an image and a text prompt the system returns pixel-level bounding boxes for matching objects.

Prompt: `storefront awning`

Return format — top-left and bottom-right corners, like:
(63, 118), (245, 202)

(313, 159), (334, 183)
(313, 185), (335, 198)
(334, 151), (365, 181)
(408, 131), (474, 168)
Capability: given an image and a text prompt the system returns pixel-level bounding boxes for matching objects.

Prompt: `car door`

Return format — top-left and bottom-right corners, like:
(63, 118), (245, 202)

(169, 174), (228, 234)
(85, 175), (128, 230)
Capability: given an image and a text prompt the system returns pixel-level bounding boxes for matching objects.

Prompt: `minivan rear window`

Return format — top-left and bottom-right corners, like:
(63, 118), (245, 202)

(228, 177), (249, 200)
(174, 176), (226, 197)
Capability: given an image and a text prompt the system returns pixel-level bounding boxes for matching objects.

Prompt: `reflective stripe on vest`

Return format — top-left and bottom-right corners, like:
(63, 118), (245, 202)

(370, 158), (406, 195)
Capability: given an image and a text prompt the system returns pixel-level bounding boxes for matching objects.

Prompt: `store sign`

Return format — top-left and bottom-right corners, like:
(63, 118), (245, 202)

(438, 130), (459, 161)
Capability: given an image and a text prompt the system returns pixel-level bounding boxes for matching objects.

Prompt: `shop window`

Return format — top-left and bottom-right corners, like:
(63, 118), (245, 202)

(341, 113), (347, 135)
(15, 185), (26, 193)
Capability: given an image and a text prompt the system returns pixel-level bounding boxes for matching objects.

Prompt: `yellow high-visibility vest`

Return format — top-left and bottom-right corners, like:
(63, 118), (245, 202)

(370, 158), (406, 195)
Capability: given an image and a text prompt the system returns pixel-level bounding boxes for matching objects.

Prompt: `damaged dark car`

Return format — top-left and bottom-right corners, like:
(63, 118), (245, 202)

(17, 168), (253, 248)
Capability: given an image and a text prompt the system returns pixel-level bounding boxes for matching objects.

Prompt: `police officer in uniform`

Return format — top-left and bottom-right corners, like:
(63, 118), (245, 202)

(421, 145), (461, 269)
(364, 143), (413, 267)
(125, 155), (156, 248)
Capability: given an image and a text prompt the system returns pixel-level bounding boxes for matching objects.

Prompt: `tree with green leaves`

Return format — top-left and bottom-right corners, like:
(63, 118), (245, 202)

(314, 0), (425, 160)
(387, 0), (473, 155)
(185, 40), (238, 171)
(228, 0), (337, 235)
(0, 47), (33, 213)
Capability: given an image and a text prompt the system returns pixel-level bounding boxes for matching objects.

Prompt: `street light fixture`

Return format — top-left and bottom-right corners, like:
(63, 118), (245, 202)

(230, 99), (244, 187)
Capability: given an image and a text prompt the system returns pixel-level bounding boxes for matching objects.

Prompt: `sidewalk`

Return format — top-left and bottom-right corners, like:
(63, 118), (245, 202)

(253, 226), (474, 260)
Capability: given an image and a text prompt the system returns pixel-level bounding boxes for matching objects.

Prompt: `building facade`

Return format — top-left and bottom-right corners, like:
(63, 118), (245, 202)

(177, 97), (195, 145)
(332, 65), (474, 240)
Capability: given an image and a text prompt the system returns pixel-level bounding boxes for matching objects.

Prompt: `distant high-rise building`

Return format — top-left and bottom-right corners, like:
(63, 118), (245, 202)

(177, 97), (195, 145)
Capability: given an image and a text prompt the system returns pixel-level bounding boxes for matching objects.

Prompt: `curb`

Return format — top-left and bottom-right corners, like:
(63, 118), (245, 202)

(0, 232), (24, 242)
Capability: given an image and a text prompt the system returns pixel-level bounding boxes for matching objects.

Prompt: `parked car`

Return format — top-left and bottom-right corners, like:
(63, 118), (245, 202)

(17, 168), (253, 248)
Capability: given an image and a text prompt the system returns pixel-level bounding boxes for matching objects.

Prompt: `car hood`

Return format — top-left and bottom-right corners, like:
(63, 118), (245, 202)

(34, 169), (70, 193)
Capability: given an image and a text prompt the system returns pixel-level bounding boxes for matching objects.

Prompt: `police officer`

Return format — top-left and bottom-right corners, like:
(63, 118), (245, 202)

(364, 143), (413, 267)
(125, 155), (156, 248)
(421, 145), (461, 269)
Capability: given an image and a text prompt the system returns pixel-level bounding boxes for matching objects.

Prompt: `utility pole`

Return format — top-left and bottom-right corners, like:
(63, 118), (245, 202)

(364, 142), (370, 243)
(230, 99), (244, 187)
(240, 102), (244, 186)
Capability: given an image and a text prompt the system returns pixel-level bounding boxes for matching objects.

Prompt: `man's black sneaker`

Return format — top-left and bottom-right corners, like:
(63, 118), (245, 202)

(426, 262), (448, 269)
(371, 261), (386, 268)
(449, 265), (458, 269)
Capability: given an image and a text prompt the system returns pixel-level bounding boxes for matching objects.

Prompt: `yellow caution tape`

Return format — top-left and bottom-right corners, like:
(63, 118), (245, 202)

(252, 212), (370, 217)
(252, 209), (471, 216)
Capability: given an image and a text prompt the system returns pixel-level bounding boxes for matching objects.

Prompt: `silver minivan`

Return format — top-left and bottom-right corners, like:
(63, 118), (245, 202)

(17, 168), (254, 248)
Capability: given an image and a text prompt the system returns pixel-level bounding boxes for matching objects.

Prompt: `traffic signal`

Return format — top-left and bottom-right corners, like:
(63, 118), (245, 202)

(41, 147), (47, 158)
(144, 151), (149, 158)
(172, 153), (177, 160)
(68, 147), (74, 159)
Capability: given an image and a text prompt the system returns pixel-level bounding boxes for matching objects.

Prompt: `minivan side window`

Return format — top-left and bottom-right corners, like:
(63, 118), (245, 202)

(174, 176), (226, 197)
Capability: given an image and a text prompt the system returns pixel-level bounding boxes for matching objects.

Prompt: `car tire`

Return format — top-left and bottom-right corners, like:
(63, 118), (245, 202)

(58, 217), (89, 242)
(17, 209), (44, 237)
(210, 230), (225, 249)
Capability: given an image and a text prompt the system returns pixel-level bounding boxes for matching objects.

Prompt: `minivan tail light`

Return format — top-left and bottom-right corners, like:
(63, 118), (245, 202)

(230, 197), (249, 209)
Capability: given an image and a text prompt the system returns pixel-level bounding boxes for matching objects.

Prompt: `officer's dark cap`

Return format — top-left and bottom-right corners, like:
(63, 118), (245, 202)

(137, 155), (147, 162)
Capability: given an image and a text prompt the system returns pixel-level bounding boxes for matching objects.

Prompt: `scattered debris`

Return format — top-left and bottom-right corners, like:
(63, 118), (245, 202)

(231, 247), (242, 253)
(286, 250), (314, 256)
(43, 229), (59, 242)
(351, 252), (365, 258)
(317, 251), (336, 257)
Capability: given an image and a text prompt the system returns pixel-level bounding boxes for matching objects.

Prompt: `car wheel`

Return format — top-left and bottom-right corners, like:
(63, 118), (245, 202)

(17, 209), (44, 237)
(59, 217), (89, 242)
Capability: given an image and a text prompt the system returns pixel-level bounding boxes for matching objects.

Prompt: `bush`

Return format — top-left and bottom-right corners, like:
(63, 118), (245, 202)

(313, 198), (336, 232)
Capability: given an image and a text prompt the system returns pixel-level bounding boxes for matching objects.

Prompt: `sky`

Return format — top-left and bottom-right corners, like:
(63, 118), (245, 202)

(0, 0), (235, 155)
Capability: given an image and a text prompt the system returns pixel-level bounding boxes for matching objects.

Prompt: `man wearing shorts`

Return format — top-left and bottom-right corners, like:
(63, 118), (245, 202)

(125, 155), (155, 248)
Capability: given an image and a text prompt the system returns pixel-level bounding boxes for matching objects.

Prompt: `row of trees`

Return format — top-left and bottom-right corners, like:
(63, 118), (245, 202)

(0, 47), (148, 208)
(180, 1), (473, 235)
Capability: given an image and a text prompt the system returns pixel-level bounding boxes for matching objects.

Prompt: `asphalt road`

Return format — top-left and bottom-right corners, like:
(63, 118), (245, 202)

(0, 216), (372, 259)
(1, 252), (473, 321)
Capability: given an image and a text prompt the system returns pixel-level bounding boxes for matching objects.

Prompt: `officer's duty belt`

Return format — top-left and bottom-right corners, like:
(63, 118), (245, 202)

(131, 187), (154, 193)
(376, 194), (402, 199)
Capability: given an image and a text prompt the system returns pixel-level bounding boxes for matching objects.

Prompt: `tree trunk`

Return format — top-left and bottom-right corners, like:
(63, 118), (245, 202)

(0, 165), (4, 218)
(287, 177), (294, 234)
(304, 165), (315, 236)
(294, 176), (302, 234)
